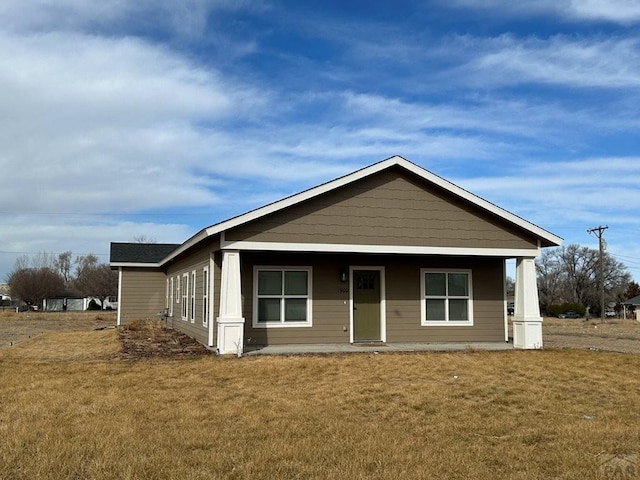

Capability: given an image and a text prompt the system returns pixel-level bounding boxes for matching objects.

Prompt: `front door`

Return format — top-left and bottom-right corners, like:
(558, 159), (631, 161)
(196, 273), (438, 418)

(353, 270), (381, 342)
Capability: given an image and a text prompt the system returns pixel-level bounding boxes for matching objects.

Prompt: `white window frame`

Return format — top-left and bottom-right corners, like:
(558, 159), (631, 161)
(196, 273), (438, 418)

(175, 276), (180, 306)
(165, 279), (169, 309)
(181, 273), (188, 321)
(252, 266), (313, 328)
(420, 269), (474, 326)
(202, 266), (209, 327)
(169, 277), (174, 317)
(190, 270), (196, 323)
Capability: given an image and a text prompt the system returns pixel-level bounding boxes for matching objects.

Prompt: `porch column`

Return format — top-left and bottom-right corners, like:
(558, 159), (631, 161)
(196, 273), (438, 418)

(513, 257), (543, 349)
(216, 250), (245, 355)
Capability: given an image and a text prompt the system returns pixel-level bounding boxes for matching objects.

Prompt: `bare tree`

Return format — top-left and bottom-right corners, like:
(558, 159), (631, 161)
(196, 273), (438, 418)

(55, 251), (73, 285)
(74, 263), (118, 308)
(536, 244), (631, 314)
(7, 265), (66, 307)
(133, 235), (157, 243)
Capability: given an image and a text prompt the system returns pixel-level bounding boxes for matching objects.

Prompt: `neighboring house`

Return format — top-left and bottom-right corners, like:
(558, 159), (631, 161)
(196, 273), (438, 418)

(110, 156), (562, 354)
(622, 295), (640, 320)
(42, 296), (118, 311)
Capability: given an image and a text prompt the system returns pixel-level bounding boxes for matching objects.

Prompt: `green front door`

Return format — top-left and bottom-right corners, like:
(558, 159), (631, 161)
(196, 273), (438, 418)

(353, 270), (381, 342)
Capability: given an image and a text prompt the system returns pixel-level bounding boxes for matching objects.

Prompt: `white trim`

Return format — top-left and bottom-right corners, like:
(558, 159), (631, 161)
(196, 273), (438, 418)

(513, 257), (543, 349)
(116, 267), (123, 326)
(221, 240), (540, 258)
(420, 269), (474, 326)
(207, 254), (215, 347)
(349, 266), (386, 343)
(175, 275), (180, 306)
(165, 278), (169, 310)
(503, 260), (509, 343)
(202, 266), (210, 328)
(252, 266), (313, 328)
(169, 277), (174, 317)
(181, 273), (188, 321)
(217, 250), (245, 355)
(190, 270), (196, 323)
(161, 156), (561, 265)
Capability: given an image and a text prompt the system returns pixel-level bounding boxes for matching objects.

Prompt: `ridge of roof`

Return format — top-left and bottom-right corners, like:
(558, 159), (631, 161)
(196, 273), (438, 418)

(161, 155), (562, 264)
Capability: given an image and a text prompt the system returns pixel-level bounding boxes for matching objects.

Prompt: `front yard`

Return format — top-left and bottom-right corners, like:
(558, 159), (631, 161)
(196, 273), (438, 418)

(0, 313), (639, 479)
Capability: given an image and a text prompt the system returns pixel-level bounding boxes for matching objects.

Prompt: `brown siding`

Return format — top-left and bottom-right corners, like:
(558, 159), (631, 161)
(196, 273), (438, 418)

(118, 268), (167, 324)
(242, 252), (350, 346)
(164, 236), (220, 347)
(226, 167), (538, 250)
(385, 256), (505, 342)
(241, 252), (506, 346)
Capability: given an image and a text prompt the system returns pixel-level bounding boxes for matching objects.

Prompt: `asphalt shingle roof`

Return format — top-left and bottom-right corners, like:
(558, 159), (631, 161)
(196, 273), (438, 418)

(110, 242), (180, 264)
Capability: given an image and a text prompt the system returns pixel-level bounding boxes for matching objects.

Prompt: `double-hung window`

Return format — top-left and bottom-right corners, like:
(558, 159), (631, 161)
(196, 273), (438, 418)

(182, 273), (188, 320)
(169, 277), (174, 317)
(190, 271), (196, 323)
(175, 276), (180, 309)
(202, 267), (209, 327)
(254, 267), (312, 327)
(421, 269), (473, 326)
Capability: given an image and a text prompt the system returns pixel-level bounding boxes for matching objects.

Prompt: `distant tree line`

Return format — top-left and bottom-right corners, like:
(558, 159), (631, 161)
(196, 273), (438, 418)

(536, 244), (635, 316)
(6, 251), (117, 309)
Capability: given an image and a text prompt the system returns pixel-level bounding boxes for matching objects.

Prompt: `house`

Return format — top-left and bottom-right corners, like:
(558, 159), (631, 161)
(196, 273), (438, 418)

(622, 295), (640, 320)
(42, 296), (118, 311)
(110, 156), (562, 354)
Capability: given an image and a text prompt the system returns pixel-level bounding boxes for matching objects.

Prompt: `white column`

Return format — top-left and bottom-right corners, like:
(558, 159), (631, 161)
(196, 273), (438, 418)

(216, 250), (245, 355)
(512, 257), (543, 349)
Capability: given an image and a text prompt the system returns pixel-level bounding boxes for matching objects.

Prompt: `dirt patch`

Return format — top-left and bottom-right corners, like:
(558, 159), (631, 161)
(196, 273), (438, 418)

(542, 317), (640, 354)
(118, 318), (211, 359)
(0, 311), (115, 349)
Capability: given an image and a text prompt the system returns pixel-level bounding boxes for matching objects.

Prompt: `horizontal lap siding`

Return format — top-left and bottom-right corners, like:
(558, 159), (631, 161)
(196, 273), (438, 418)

(386, 257), (505, 342)
(226, 168), (538, 250)
(119, 269), (167, 324)
(243, 252), (351, 346)
(165, 236), (219, 347)
(241, 252), (506, 346)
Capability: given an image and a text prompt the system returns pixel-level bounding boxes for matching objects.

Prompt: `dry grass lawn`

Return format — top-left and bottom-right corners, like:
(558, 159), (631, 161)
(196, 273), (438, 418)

(0, 316), (639, 479)
(0, 310), (115, 349)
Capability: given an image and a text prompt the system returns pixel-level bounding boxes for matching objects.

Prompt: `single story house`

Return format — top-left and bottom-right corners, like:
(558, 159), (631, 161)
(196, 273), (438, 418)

(622, 295), (640, 320)
(110, 156), (562, 354)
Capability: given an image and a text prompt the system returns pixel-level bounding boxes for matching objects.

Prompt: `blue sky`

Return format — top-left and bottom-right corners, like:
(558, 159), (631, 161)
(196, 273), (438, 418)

(1, 0), (640, 281)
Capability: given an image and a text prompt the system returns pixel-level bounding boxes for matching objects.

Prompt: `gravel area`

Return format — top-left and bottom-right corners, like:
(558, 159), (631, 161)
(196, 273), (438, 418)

(542, 317), (640, 354)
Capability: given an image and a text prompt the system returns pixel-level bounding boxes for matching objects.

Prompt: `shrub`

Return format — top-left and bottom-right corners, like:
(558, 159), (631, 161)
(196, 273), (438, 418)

(546, 303), (586, 317)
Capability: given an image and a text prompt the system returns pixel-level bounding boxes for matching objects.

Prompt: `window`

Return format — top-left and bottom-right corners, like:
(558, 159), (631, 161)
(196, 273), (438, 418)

(175, 276), (180, 306)
(253, 267), (312, 327)
(169, 277), (174, 316)
(202, 267), (209, 327)
(182, 273), (188, 320)
(190, 271), (196, 323)
(166, 279), (169, 309)
(421, 269), (473, 326)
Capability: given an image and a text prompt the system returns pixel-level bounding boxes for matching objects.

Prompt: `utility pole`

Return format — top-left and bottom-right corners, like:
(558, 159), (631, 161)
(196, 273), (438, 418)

(587, 226), (608, 322)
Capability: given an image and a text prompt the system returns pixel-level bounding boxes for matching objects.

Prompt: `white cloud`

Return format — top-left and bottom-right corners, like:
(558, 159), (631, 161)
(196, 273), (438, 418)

(0, 30), (268, 214)
(466, 35), (640, 88)
(455, 157), (640, 230)
(0, 0), (269, 36)
(442, 0), (640, 24)
(0, 217), (194, 280)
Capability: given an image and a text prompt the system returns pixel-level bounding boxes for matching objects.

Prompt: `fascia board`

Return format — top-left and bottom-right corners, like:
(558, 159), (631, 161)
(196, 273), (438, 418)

(110, 262), (162, 269)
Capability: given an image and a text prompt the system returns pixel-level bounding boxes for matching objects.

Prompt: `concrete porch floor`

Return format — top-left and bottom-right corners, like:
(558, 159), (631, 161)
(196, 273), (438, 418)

(244, 341), (514, 355)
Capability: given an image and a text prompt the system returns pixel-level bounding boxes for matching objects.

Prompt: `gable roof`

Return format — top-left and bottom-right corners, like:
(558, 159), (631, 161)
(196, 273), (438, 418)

(162, 155), (562, 264)
(623, 295), (640, 306)
(110, 242), (180, 267)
